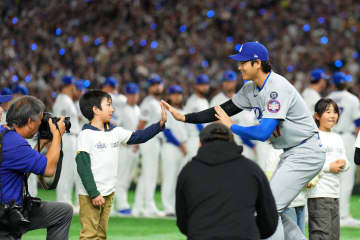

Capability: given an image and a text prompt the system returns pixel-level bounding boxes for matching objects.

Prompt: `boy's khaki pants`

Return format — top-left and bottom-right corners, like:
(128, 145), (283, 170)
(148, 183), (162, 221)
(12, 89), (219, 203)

(79, 193), (114, 240)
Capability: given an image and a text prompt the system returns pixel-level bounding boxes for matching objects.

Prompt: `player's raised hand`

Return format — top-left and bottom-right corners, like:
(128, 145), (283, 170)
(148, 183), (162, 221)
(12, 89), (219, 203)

(214, 106), (234, 128)
(161, 100), (185, 122)
(160, 101), (168, 127)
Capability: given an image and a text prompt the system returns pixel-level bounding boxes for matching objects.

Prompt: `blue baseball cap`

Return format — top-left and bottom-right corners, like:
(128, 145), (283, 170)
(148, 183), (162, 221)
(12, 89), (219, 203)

(125, 83), (139, 94)
(229, 42), (269, 62)
(222, 70), (237, 82)
(168, 85), (183, 94)
(147, 74), (163, 85)
(196, 74), (210, 84)
(1, 87), (13, 96)
(0, 89), (12, 103)
(310, 69), (329, 82)
(333, 72), (352, 84)
(13, 84), (28, 95)
(103, 77), (118, 88)
(62, 76), (74, 85)
(74, 80), (90, 91)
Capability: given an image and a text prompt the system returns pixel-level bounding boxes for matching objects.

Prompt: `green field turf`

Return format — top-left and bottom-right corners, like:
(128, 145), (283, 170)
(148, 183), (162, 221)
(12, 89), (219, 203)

(23, 189), (360, 240)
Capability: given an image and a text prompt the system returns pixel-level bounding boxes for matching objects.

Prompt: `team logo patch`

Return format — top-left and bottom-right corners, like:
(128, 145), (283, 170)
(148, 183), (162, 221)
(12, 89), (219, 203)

(267, 99), (281, 113)
(270, 91), (278, 99)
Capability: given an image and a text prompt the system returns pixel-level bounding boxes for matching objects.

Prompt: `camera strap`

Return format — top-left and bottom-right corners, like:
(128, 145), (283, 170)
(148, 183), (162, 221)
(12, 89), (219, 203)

(0, 128), (10, 204)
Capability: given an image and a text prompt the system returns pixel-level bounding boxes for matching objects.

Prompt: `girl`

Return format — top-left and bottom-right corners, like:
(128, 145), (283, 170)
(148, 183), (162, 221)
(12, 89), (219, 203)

(307, 98), (349, 240)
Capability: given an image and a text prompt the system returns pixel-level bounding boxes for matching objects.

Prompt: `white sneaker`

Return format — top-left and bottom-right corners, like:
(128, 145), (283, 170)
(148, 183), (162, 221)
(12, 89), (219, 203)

(132, 208), (143, 217)
(340, 217), (360, 227)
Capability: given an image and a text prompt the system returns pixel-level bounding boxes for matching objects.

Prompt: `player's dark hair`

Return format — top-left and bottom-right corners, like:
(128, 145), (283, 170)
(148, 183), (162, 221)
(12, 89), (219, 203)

(79, 90), (112, 121)
(251, 60), (272, 73)
(314, 98), (340, 127)
(200, 123), (234, 144)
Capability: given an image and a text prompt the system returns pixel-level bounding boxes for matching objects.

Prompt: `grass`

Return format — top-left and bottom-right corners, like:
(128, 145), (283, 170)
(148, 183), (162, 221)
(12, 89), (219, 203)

(23, 189), (360, 240)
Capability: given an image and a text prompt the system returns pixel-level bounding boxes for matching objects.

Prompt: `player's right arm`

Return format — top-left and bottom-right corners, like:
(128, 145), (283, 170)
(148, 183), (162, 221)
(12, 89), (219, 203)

(162, 99), (243, 123)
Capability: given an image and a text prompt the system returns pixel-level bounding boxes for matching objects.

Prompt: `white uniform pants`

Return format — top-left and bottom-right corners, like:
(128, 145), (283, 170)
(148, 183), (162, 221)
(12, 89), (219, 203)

(161, 143), (184, 214)
(339, 133), (356, 219)
(115, 146), (139, 210)
(184, 136), (200, 165)
(134, 138), (161, 212)
(56, 134), (81, 205)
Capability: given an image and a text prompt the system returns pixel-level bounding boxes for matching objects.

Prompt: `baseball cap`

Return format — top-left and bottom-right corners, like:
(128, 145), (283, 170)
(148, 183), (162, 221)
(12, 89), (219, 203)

(168, 85), (183, 94)
(196, 74), (210, 84)
(310, 69), (329, 82)
(13, 84), (28, 95)
(74, 80), (90, 91)
(1, 87), (13, 96)
(147, 74), (162, 85)
(103, 77), (118, 88)
(62, 76), (74, 85)
(229, 42), (269, 62)
(0, 89), (12, 103)
(333, 72), (352, 84)
(222, 70), (237, 82)
(125, 83), (139, 94)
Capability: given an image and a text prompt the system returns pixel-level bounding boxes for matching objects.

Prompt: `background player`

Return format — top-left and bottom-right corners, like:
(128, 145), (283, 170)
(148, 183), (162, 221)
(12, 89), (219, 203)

(163, 41), (325, 240)
(327, 72), (360, 226)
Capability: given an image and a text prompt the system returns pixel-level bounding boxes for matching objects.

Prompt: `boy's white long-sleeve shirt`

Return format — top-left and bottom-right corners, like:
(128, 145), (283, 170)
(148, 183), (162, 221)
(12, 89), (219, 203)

(307, 130), (349, 199)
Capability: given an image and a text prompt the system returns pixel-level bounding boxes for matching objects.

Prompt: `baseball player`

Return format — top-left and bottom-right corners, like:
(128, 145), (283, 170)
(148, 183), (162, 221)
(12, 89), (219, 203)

(327, 72), (360, 226)
(113, 83), (141, 215)
(53, 76), (82, 210)
(302, 69), (329, 114)
(161, 85), (187, 216)
(0, 88), (13, 125)
(163, 42), (325, 240)
(183, 74), (210, 163)
(210, 70), (257, 161)
(133, 74), (164, 217)
(355, 133), (360, 165)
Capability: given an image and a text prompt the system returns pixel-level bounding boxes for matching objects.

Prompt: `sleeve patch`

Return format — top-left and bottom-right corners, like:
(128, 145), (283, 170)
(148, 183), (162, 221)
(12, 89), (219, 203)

(267, 99), (281, 113)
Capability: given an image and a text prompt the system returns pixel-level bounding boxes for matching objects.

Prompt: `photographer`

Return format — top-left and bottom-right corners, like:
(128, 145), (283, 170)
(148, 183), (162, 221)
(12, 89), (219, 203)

(0, 96), (73, 240)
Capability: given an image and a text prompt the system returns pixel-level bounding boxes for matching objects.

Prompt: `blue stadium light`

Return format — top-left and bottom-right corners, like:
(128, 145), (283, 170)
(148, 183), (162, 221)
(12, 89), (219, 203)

(320, 36), (328, 44)
(12, 17), (18, 25)
(11, 39), (16, 46)
(259, 8), (266, 16)
(83, 35), (89, 43)
(56, 28), (62, 36)
(226, 36), (233, 43)
(287, 65), (294, 72)
(334, 60), (343, 68)
(25, 74), (32, 83)
(31, 43), (37, 51)
(150, 41), (158, 49)
(150, 23), (157, 30)
(88, 57), (94, 63)
(179, 25), (187, 33)
(94, 38), (101, 46)
(318, 17), (325, 24)
(52, 91), (57, 99)
(140, 39), (147, 47)
(127, 40), (134, 46)
(202, 60), (209, 68)
(107, 41), (113, 48)
(189, 47), (196, 54)
(59, 48), (66, 56)
(235, 43), (242, 51)
(68, 36), (74, 44)
(207, 10), (215, 18)
(353, 51), (359, 59)
(12, 75), (18, 83)
(303, 24), (311, 32)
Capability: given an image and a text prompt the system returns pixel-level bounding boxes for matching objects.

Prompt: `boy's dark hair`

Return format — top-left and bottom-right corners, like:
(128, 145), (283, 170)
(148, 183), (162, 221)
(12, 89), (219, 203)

(79, 90), (112, 121)
(314, 98), (340, 127)
(200, 123), (234, 144)
(251, 60), (272, 73)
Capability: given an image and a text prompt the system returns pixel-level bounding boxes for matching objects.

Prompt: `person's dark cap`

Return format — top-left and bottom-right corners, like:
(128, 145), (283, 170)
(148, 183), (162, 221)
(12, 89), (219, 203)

(103, 77), (118, 88)
(229, 42), (269, 62)
(310, 69), (329, 82)
(222, 70), (237, 82)
(13, 84), (28, 95)
(200, 123), (234, 144)
(333, 72), (352, 84)
(0, 93), (12, 104)
(125, 83), (139, 94)
(62, 76), (74, 85)
(147, 74), (163, 85)
(168, 85), (183, 94)
(196, 74), (210, 85)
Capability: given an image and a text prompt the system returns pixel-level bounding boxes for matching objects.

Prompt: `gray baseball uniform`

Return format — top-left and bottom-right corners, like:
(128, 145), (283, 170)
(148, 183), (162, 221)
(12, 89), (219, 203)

(232, 72), (325, 240)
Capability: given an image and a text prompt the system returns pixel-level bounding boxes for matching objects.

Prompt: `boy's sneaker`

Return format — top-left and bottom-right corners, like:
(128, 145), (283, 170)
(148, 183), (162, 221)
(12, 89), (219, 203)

(117, 208), (132, 216)
(340, 216), (360, 227)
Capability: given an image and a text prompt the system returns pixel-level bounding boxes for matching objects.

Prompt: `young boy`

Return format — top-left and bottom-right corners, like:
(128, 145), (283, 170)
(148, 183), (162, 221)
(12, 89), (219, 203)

(76, 90), (167, 239)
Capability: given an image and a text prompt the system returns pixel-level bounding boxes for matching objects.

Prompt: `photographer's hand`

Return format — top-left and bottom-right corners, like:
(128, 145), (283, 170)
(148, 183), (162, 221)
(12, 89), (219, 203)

(49, 117), (66, 137)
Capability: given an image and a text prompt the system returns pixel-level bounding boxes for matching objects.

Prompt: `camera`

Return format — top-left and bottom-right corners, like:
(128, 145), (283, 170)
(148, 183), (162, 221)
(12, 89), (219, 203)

(38, 112), (71, 139)
(1, 200), (31, 235)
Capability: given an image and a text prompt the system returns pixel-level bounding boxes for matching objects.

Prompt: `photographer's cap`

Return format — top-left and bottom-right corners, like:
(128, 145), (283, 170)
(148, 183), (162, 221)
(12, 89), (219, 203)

(103, 77), (118, 88)
(333, 72), (352, 84)
(147, 74), (163, 86)
(310, 69), (329, 82)
(196, 74), (210, 84)
(13, 84), (28, 95)
(125, 83), (139, 94)
(222, 70), (237, 82)
(229, 42), (269, 62)
(168, 85), (183, 94)
(62, 76), (74, 85)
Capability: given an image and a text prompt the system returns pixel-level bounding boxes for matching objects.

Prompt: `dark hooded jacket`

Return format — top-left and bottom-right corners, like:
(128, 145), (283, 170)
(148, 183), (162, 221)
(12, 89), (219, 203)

(176, 140), (278, 240)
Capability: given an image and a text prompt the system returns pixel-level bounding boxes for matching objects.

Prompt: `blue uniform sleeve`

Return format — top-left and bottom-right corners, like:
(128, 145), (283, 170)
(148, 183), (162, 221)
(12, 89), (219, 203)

(126, 121), (164, 144)
(354, 118), (360, 128)
(196, 124), (204, 132)
(230, 118), (279, 142)
(240, 136), (255, 148)
(163, 129), (180, 147)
